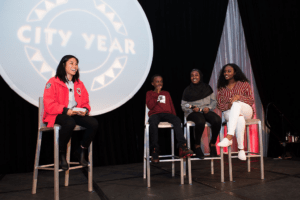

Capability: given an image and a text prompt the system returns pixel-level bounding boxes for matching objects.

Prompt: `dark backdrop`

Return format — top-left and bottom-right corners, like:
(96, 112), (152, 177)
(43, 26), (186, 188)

(0, 0), (228, 174)
(1, 0), (299, 174)
(238, 0), (300, 157)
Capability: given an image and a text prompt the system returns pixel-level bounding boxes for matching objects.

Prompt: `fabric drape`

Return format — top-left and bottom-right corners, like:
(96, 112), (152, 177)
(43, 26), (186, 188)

(209, 0), (269, 156)
(238, 0), (300, 157)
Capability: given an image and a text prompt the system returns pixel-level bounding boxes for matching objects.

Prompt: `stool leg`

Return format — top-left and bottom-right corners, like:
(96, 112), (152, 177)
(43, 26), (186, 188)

(180, 158), (184, 185)
(188, 157), (192, 185)
(228, 146), (233, 181)
(220, 147), (224, 182)
(183, 126), (187, 177)
(65, 139), (71, 186)
(258, 121), (264, 179)
(146, 125), (151, 188)
(143, 129), (147, 179)
(88, 142), (93, 192)
(171, 129), (175, 177)
(211, 160), (214, 174)
(32, 131), (42, 194)
(220, 126), (225, 183)
(54, 125), (60, 200)
(247, 125), (251, 172)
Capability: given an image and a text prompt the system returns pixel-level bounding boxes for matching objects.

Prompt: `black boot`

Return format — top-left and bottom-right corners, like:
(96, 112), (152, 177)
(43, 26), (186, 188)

(59, 151), (69, 170)
(195, 147), (205, 159)
(74, 146), (88, 167)
(151, 148), (159, 164)
(209, 143), (218, 157)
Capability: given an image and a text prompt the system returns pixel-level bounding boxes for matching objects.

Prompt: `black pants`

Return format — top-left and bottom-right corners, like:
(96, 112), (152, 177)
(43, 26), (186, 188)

(148, 113), (186, 151)
(187, 111), (221, 146)
(55, 114), (98, 152)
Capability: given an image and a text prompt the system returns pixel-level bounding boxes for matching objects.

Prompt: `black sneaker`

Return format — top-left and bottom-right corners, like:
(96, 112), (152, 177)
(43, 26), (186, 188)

(209, 143), (218, 157)
(151, 148), (159, 164)
(195, 147), (205, 159)
(179, 144), (194, 158)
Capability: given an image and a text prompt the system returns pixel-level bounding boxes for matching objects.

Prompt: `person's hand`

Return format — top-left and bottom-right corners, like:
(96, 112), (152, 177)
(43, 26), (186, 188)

(203, 107), (210, 114)
(192, 107), (200, 112)
(78, 111), (87, 116)
(230, 95), (240, 103)
(67, 109), (78, 116)
(154, 86), (162, 93)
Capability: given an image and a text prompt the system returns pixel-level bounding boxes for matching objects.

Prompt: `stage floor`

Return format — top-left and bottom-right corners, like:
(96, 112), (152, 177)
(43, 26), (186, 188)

(1, 157), (300, 200)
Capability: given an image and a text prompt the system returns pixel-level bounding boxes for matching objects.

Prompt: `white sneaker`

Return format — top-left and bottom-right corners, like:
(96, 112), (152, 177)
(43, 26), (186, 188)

(238, 150), (246, 160)
(217, 138), (232, 147)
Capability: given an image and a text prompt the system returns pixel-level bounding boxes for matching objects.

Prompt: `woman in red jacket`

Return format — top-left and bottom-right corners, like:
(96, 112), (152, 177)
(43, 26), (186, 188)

(43, 55), (98, 170)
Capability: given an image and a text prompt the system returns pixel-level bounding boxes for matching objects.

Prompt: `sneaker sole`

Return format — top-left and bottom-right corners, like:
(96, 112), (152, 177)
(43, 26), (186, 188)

(179, 153), (194, 158)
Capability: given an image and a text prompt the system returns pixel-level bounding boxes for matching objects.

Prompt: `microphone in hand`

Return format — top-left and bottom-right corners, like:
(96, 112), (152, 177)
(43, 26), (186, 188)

(185, 104), (196, 109)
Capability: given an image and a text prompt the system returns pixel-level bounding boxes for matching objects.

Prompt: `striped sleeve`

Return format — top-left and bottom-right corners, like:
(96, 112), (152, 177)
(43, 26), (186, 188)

(217, 88), (230, 111)
(239, 82), (254, 106)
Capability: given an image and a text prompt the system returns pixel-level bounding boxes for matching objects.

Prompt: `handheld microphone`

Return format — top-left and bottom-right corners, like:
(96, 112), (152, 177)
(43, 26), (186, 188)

(185, 104), (195, 109)
(185, 104), (202, 112)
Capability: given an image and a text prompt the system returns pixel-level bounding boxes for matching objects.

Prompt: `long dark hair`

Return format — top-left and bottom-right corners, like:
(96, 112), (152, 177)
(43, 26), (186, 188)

(217, 63), (249, 89)
(55, 55), (79, 83)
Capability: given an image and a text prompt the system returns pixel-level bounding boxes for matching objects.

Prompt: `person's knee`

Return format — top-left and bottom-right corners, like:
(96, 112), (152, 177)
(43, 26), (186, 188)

(65, 118), (76, 129)
(89, 118), (99, 130)
(212, 115), (222, 125)
(232, 101), (241, 110)
(149, 115), (160, 125)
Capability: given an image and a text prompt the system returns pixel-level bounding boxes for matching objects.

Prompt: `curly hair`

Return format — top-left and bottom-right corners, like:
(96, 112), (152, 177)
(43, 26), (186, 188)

(55, 55), (79, 83)
(217, 63), (249, 89)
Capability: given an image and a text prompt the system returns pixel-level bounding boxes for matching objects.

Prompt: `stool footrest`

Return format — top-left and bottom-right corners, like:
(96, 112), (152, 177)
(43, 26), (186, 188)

(189, 157), (221, 161)
(158, 158), (182, 162)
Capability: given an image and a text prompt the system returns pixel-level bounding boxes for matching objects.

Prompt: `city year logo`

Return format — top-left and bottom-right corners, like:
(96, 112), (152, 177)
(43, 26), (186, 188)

(17, 0), (136, 91)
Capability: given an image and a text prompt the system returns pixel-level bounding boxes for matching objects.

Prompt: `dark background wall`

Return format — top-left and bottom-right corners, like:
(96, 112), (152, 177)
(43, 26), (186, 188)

(1, 0), (299, 174)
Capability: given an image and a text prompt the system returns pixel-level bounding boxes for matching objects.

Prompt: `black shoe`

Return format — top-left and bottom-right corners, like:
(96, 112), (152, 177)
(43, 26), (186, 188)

(209, 143), (218, 157)
(151, 148), (159, 164)
(195, 147), (205, 159)
(179, 144), (194, 158)
(74, 147), (88, 167)
(59, 152), (69, 170)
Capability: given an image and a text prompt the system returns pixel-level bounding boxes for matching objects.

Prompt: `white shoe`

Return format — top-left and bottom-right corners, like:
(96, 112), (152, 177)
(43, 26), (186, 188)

(217, 138), (232, 147)
(238, 150), (246, 160)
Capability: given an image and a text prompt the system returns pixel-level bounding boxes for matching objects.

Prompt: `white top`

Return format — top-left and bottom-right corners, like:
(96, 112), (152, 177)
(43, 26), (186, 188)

(66, 79), (77, 109)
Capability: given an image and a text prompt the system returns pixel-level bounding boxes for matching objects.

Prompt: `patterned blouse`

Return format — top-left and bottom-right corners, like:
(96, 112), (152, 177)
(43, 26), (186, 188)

(217, 81), (254, 112)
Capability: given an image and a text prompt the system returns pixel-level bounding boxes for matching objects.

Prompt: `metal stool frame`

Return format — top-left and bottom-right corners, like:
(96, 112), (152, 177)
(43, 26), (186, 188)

(143, 106), (184, 188)
(32, 97), (93, 200)
(221, 116), (264, 181)
(184, 117), (225, 184)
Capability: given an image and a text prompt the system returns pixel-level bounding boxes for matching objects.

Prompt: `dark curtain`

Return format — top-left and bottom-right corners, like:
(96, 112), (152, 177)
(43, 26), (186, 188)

(238, 0), (300, 157)
(0, 0), (228, 174)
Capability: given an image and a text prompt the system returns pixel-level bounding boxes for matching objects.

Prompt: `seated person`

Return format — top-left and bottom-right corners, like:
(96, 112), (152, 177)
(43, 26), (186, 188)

(181, 69), (221, 159)
(43, 55), (98, 170)
(146, 74), (193, 163)
(217, 63), (254, 160)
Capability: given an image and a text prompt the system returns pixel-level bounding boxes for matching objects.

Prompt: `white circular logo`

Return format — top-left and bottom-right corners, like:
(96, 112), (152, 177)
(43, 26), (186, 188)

(0, 0), (153, 116)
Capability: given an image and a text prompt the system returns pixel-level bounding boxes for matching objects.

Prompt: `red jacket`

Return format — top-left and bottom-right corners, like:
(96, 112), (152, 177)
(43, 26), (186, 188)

(146, 90), (176, 117)
(43, 77), (91, 127)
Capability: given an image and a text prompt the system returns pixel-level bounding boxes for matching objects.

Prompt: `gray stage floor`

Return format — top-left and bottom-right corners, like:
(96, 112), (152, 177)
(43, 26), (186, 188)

(1, 157), (300, 200)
